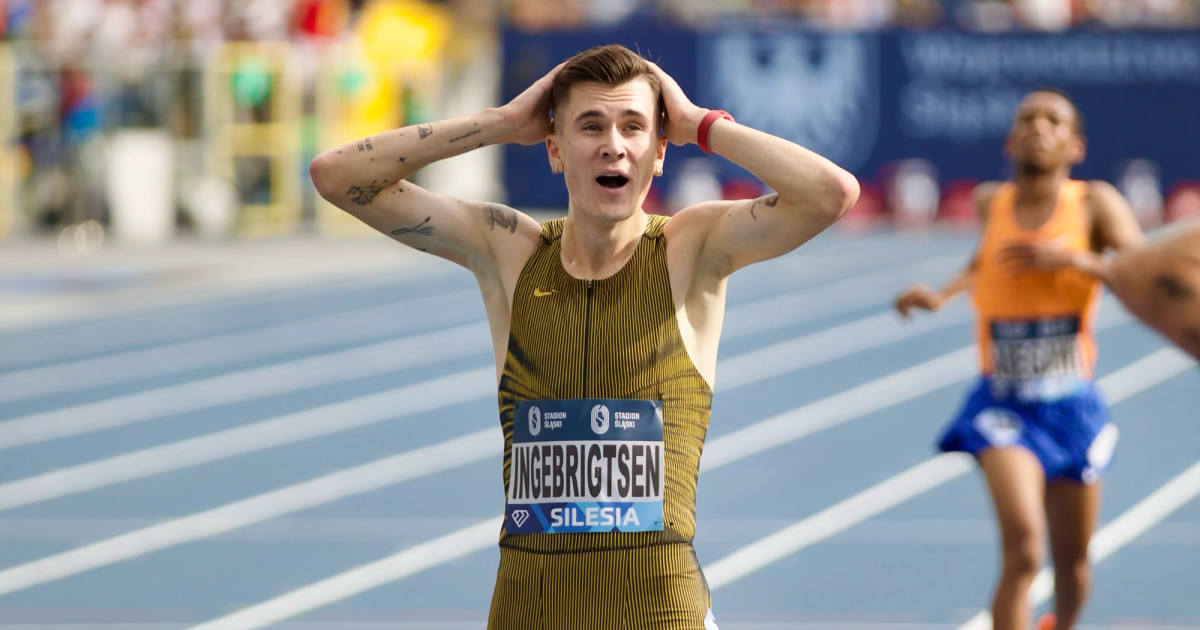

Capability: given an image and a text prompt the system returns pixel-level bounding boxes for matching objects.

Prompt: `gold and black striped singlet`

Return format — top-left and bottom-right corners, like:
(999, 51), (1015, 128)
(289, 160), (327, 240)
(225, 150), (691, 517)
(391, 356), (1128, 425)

(488, 215), (717, 629)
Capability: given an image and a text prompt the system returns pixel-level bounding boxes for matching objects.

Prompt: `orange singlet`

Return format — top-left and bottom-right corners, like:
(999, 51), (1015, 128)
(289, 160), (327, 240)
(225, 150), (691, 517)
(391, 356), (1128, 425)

(972, 180), (1101, 402)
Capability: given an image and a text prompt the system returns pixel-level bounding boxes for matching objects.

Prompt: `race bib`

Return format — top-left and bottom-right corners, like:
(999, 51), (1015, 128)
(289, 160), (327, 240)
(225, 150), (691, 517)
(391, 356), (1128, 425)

(506, 399), (664, 534)
(990, 316), (1084, 401)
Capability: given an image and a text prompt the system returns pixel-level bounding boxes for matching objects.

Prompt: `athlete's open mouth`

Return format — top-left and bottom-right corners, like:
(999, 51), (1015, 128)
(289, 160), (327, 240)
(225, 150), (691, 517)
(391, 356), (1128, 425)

(596, 174), (629, 189)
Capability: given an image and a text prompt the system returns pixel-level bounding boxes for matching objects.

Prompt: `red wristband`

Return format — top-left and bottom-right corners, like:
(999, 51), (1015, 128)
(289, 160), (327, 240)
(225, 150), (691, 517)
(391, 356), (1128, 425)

(697, 109), (734, 155)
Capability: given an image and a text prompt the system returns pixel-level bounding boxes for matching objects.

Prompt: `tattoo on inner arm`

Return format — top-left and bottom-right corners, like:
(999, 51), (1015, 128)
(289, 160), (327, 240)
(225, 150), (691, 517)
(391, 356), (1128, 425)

(346, 181), (384, 206)
(357, 138), (373, 152)
(392, 217), (434, 237)
(485, 203), (519, 234)
(449, 129), (482, 143)
(764, 194), (780, 207)
(418, 123), (434, 139)
(397, 156), (407, 163)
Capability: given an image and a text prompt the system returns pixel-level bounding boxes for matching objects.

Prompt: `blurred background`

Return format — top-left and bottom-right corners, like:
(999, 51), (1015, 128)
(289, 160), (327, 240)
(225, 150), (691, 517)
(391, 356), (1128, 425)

(1, 0), (1199, 252)
(2, 3), (1200, 629)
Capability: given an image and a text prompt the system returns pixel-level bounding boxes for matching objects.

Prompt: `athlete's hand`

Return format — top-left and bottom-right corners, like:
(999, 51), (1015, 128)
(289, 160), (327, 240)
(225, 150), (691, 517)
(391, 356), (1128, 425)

(998, 239), (1078, 273)
(496, 63), (563, 146)
(895, 284), (944, 319)
(646, 61), (708, 147)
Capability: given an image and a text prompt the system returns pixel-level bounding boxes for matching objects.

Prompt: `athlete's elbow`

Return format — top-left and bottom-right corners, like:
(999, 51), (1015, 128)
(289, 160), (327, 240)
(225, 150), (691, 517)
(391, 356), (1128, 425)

(309, 151), (343, 204)
(815, 169), (859, 222)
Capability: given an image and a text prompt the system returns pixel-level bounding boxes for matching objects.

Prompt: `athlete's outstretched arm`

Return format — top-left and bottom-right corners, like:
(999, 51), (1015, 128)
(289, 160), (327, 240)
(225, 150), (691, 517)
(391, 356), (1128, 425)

(648, 63), (859, 277)
(1109, 219), (1200, 359)
(895, 182), (999, 318)
(309, 65), (562, 267)
(997, 181), (1144, 282)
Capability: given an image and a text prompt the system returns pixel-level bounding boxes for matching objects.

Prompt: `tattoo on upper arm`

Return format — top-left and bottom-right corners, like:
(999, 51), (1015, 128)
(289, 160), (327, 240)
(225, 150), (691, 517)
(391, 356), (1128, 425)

(741, 194), (780, 221)
(357, 138), (373, 151)
(1155, 274), (1194, 300)
(347, 181), (384, 206)
(418, 124), (434, 139)
(392, 217), (434, 237)
(397, 156), (407, 163)
(484, 204), (519, 234)
(449, 129), (482, 143)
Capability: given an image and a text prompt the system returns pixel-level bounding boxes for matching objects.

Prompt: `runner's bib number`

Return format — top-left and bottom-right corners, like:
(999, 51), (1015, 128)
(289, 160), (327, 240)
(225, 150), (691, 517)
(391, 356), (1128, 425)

(990, 316), (1084, 402)
(506, 399), (664, 534)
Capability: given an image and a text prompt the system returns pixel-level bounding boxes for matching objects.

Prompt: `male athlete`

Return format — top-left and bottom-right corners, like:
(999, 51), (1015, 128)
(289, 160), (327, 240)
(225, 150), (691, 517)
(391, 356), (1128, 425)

(310, 45), (858, 629)
(894, 89), (1143, 630)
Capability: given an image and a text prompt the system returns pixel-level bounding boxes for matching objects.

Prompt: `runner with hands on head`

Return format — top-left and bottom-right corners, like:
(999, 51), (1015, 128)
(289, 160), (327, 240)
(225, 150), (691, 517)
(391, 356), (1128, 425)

(311, 45), (859, 629)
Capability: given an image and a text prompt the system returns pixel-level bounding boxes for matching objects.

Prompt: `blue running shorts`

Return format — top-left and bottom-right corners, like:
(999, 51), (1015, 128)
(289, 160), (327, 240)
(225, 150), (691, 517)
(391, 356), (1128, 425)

(937, 378), (1118, 483)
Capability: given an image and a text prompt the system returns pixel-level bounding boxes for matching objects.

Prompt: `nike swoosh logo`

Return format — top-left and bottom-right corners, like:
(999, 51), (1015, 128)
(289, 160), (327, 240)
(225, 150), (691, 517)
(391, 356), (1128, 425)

(533, 288), (558, 297)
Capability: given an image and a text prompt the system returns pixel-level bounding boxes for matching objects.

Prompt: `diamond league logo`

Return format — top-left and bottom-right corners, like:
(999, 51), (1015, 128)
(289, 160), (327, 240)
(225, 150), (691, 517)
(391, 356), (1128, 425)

(511, 509), (530, 528)
(528, 406), (541, 436)
(591, 404), (610, 435)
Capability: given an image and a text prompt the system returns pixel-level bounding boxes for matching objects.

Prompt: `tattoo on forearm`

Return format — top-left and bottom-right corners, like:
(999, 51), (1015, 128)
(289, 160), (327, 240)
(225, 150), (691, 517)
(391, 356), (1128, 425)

(764, 194), (780, 207)
(392, 217), (434, 237)
(449, 129), (482, 143)
(397, 156), (407, 163)
(485, 204), (518, 234)
(346, 181), (383, 206)
(418, 123), (434, 139)
(357, 138), (373, 152)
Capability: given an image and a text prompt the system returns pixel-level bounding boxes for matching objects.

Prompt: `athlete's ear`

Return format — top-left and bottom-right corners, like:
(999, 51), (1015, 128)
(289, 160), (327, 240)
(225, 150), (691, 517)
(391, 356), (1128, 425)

(1069, 133), (1087, 165)
(655, 135), (667, 175)
(546, 135), (564, 175)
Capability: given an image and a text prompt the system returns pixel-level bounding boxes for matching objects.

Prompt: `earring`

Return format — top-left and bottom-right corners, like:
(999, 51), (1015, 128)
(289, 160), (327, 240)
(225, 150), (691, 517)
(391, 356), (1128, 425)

(654, 166), (663, 177)
(550, 165), (561, 174)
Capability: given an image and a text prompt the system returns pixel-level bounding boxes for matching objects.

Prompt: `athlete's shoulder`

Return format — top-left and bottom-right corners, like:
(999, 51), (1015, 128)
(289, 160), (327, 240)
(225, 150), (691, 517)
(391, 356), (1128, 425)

(1083, 180), (1125, 211)
(972, 181), (1006, 224)
(470, 201), (544, 276)
(1083, 180), (1144, 252)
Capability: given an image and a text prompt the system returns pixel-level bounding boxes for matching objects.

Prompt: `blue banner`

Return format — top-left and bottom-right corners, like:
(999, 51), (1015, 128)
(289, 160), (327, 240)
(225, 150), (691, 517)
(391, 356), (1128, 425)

(502, 27), (1200, 211)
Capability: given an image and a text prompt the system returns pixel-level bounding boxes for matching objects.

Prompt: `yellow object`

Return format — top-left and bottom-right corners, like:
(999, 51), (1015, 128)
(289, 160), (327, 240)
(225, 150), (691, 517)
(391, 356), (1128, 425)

(314, 0), (451, 236)
(0, 45), (15, 240)
(359, 0), (450, 66)
(205, 42), (302, 237)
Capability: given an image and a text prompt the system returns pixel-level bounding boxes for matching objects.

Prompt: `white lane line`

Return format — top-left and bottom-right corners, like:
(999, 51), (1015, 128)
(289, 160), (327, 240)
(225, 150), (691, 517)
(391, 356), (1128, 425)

(186, 516), (505, 630)
(0, 322), (491, 451)
(704, 347), (1196, 592)
(0, 429), (502, 597)
(722, 254), (962, 340)
(0, 268), (463, 371)
(706, 346), (974, 471)
(705, 453), (976, 590)
(0, 290), (481, 404)
(0, 303), (971, 514)
(717, 307), (970, 391)
(0, 303), (981, 599)
(0, 367), (495, 513)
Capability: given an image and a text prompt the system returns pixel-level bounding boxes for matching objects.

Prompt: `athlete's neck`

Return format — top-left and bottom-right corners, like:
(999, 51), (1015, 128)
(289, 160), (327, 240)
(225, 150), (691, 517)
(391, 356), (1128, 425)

(560, 208), (647, 281)
(1013, 167), (1070, 207)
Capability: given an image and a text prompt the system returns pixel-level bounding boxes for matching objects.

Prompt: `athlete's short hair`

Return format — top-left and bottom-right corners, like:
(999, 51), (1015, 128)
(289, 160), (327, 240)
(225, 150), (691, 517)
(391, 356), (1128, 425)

(1027, 85), (1086, 136)
(548, 45), (664, 131)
